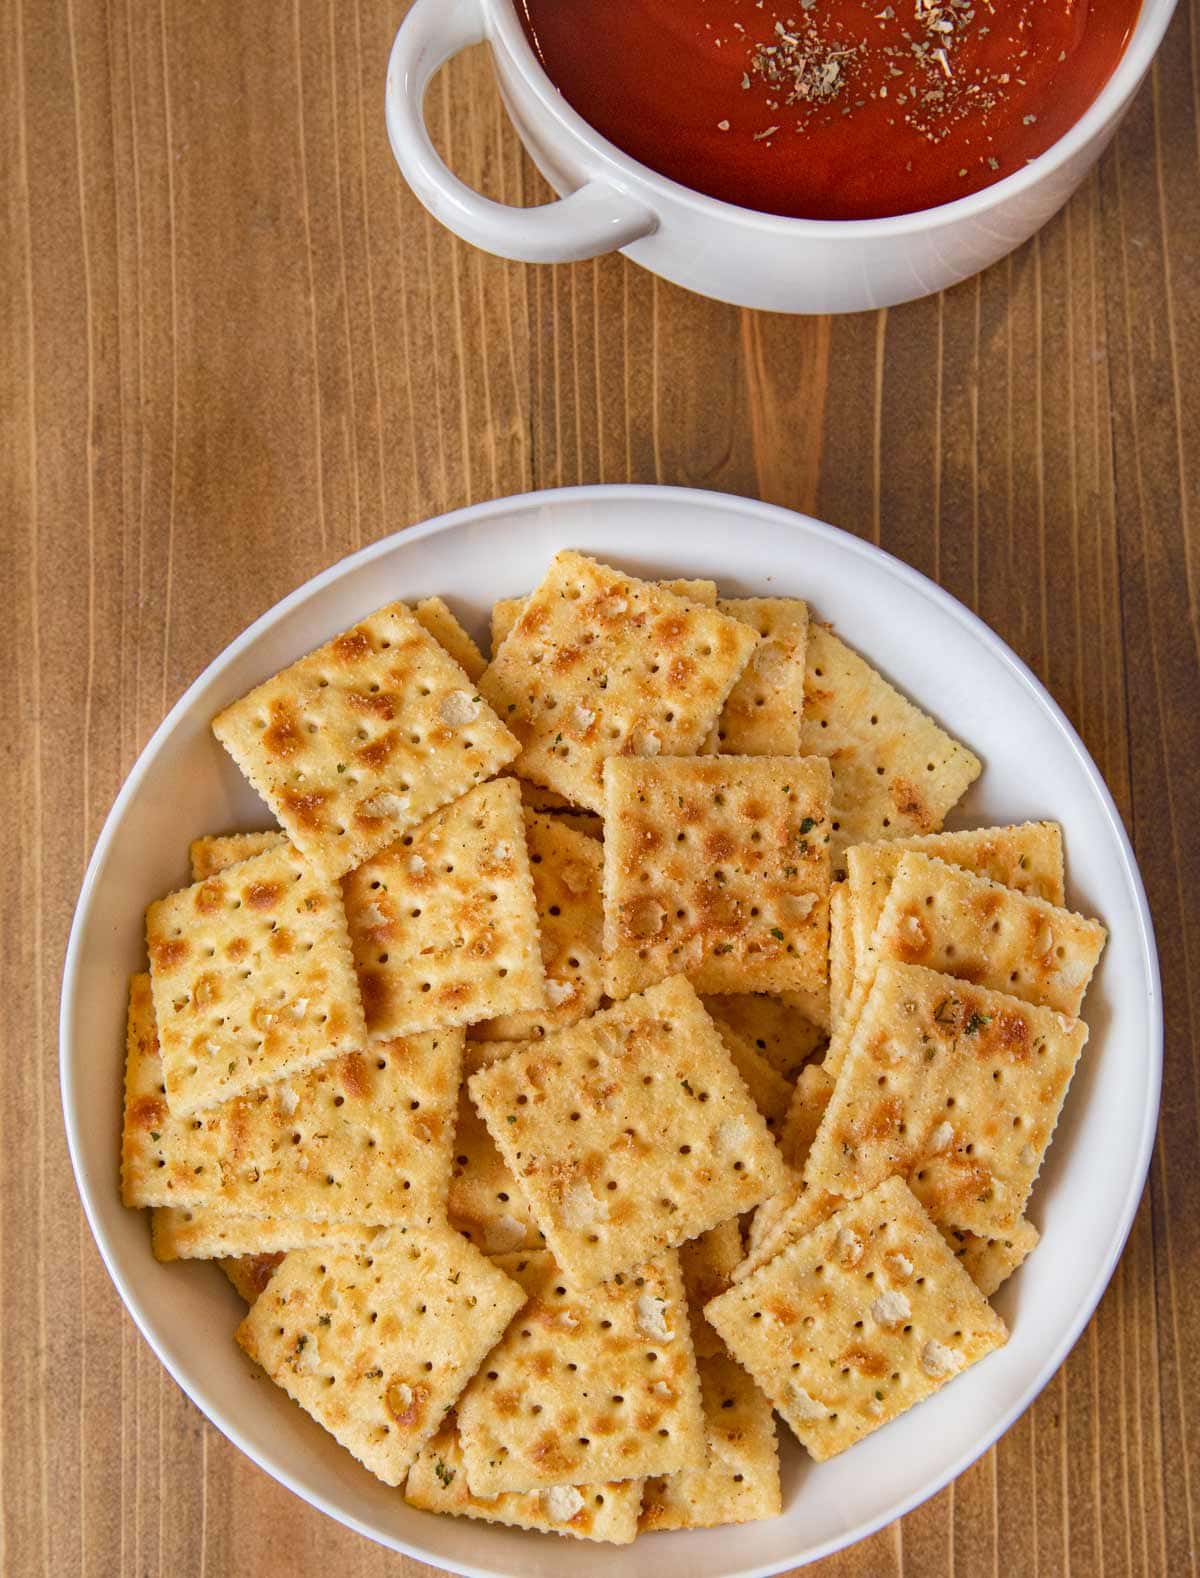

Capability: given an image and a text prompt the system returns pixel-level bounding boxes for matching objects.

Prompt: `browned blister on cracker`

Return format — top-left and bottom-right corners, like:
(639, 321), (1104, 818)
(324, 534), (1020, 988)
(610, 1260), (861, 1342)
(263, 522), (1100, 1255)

(344, 778), (544, 1040)
(468, 977), (787, 1286)
(220, 1253), (285, 1304)
(491, 577), (719, 657)
(603, 754), (832, 998)
(801, 625), (981, 856)
(705, 1175), (1008, 1461)
(479, 554), (758, 813)
(406, 1415), (642, 1543)
(212, 601), (519, 879)
(456, 1249), (705, 1495)
(235, 1230), (526, 1487)
(639, 1351), (781, 1531)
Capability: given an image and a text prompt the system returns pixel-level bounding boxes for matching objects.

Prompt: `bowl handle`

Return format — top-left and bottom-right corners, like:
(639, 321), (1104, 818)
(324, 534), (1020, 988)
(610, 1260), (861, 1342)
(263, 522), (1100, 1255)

(385, 0), (658, 264)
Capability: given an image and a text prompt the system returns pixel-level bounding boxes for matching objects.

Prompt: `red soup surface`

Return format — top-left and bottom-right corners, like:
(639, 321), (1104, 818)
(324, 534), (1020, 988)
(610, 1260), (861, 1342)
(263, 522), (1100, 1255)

(516, 0), (1141, 220)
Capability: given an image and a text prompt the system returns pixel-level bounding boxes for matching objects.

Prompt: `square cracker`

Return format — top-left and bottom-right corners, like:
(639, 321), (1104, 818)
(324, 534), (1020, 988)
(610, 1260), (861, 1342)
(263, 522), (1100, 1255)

(152, 1208), (379, 1262)
(603, 754), (832, 998)
(680, 1218), (745, 1359)
(708, 597), (809, 756)
(805, 961), (1089, 1235)
(845, 821), (1067, 966)
(824, 848), (1105, 1077)
(212, 601), (519, 880)
(736, 1184), (843, 1285)
(190, 830), (287, 881)
(471, 810), (604, 1042)
(468, 976), (787, 1286)
(406, 1416), (641, 1544)
(448, 1075), (546, 1256)
(456, 1249), (705, 1495)
(702, 993), (827, 1081)
(133, 1024), (462, 1223)
(940, 1219), (1040, 1297)
(491, 578), (719, 655)
(122, 973), (203, 1207)
(705, 1175), (1008, 1461)
(714, 1022), (795, 1134)
(639, 1351), (781, 1531)
(344, 778), (544, 1040)
(478, 553), (758, 813)
(235, 1230), (526, 1487)
(145, 844), (366, 1115)
(413, 596), (487, 682)
(801, 624), (981, 856)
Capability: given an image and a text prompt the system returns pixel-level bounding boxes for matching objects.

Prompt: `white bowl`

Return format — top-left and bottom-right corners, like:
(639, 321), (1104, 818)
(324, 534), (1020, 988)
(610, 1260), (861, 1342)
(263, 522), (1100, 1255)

(384, 0), (1178, 313)
(62, 485), (1160, 1577)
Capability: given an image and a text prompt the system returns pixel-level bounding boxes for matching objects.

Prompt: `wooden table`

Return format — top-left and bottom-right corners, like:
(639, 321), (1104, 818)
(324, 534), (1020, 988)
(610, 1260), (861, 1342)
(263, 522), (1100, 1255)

(4, 2), (1197, 1574)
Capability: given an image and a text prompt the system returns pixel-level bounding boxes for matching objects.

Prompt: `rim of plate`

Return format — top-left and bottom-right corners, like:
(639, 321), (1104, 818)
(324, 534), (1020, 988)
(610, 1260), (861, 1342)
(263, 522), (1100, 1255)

(60, 483), (1162, 1578)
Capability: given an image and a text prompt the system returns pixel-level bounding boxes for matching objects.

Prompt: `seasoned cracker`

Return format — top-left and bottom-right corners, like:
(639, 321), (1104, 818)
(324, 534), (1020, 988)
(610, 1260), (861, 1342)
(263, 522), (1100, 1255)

(456, 1249), (705, 1495)
(152, 1208), (379, 1262)
(603, 755), (832, 998)
(212, 601), (519, 879)
(735, 1180), (844, 1286)
(189, 830), (287, 881)
(828, 881), (854, 1029)
(780, 1062), (836, 1171)
(220, 1253), (285, 1304)
(344, 778), (544, 1040)
(805, 961), (1089, 1234)
(141, 1028), (461, 1224)
(235, 1231), (526, 1487)
(491, 578), (719, 656)
(680, 1218), (745, 1359)
(801, 624), (981, 855)
(448, 1073), (546, 1255)
(472, 810), (604, 1042)
(468, 977), (787, 1286)
(702, 993), (826, 1080)
(705, 1175), (1008, 1460)
(640, 1352), (781, 1531)
(414, 596), (487, 682)
(940, 1219), (1040, 1297)
(708, 598), (808, 756)
(145, 844), (366, 1115)
(825, 848), (1104, 1076)
(478, 554), (758, 813)
(406, 1415), (642, 1543)
(714, 1022), (795, 1134)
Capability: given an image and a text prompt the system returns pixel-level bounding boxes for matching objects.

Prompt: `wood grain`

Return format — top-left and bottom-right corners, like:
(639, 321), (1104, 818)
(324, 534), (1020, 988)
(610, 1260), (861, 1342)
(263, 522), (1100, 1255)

(2, 0), (1197, 1573)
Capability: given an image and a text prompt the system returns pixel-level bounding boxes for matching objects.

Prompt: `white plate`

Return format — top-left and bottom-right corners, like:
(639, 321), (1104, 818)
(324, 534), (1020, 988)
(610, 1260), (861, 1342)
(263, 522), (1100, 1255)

(61, 485), (1160, 1577)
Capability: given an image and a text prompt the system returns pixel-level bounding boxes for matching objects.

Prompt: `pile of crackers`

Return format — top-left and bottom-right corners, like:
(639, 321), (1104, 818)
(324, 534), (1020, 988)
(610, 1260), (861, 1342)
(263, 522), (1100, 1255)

(120, 551), (1106, 1545)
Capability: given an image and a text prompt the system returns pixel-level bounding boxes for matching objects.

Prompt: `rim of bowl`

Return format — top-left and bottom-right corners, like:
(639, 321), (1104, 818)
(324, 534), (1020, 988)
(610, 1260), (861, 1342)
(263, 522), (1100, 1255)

(60, 484), (1162, 1577)
(490, 0), (1178, 237)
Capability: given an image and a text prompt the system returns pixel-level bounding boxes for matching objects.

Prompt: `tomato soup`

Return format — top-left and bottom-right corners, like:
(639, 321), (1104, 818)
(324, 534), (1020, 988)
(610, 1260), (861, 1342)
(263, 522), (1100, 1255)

(516, 0), (1141, 220)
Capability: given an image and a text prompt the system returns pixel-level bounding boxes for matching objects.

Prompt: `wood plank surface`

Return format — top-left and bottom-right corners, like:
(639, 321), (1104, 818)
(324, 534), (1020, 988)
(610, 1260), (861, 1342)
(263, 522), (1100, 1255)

(2, 1), (1197, 1573)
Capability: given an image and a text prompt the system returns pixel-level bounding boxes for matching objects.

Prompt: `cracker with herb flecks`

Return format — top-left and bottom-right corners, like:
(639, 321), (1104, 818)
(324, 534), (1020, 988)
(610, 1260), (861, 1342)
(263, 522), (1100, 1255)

(152, 1208), (381, 1262)
(220, 1253), (285, 1304)
(212, 601), (519, 880)
(708, 597), (808, 756)
(448, 1058), (546, 1256)
(478, 554), (758, 813)
(805, 961), (1089, 1235)
(639, 1351), (781, 1531)
(129, 1009), (461, 1222)
(714, 1022), (795, 1135)
(468, 977), (787, 1286)
(939, 1218), (1040, 1297)
(406, 1415), (642, 1543)
(344, 778), (544, 1040)
(413, 596), (487, 682)
(471, 810), (604, 1042)
(456, 1249), (705, 1495)
(189, 830), (287, 882)
(235, 1230), (526, 1487)
(705, 1175), (1008, 1461)
(828, 881), (854, 1029)
(801, 624), (981, 857)
(702, 993), (827, 1081)
(490, 578), (719, 656)
(603, 754), (832, 999)
(825, 848), (1104, 1077)
(680, 1218), (745, 1359)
